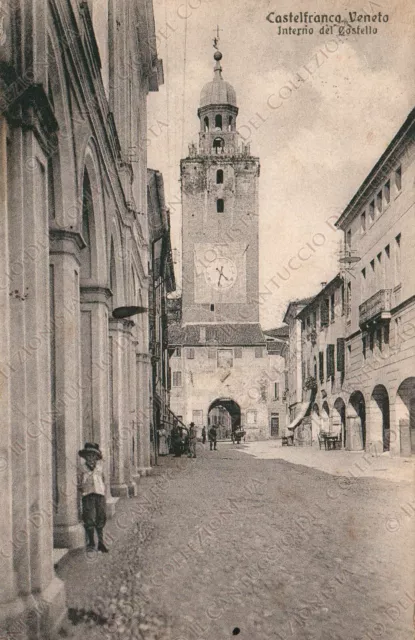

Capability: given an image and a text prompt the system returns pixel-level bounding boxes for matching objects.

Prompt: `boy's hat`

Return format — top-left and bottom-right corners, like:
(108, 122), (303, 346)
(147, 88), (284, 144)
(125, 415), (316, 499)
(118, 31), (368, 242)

(78, 442), (102, 460)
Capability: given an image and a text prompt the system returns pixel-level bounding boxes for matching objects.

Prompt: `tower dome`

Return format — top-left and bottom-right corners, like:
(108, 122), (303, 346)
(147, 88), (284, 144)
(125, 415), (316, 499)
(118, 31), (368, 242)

(200, 50), (237, 108)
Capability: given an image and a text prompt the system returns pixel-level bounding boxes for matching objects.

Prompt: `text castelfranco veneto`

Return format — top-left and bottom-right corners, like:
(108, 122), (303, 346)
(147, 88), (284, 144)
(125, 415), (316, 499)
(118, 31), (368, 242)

(266, 12), (389, 24)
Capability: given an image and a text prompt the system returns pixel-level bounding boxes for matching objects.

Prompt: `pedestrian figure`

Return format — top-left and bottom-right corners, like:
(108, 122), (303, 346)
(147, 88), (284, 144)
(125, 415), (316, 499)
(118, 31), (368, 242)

(208, 425), (217, 450)
(171, 425), (182, 457)
(158, 425), (169, 456)
(77, 443), (108, 553)
(188, 422), (197, 458)
(201, 426), (206, 445)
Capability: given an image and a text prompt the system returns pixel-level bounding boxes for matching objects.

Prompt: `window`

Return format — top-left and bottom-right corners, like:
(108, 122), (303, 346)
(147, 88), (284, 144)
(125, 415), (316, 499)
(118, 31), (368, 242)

(216, 169), (224, 184)
(369, 200), (375, 222)
(395, 165), (402, 191)
(376, 190), (383, 214)
(186, 348), (195, 359)
(204, 116), (209, 132)
(330, 293), (335, 322)
(361, 211), (366, 233)
(337, 338), (345, 372)
(273, 382), (280, 400)
(362, 334), (367, 359)
(347, 344), (351, 368)
(395, 233), (401, 284)
(377, 252), (383, 290)
(326, 344), (335, 380)
(361, 267), (366, 301)
(375, 327), (382, 351)
(228, 116), (233, 131)
(215, 114), (222, 130)
(341, 284), (345, 316)
(311, 310), (317, 327)
(192, 410), (203, 427)
(246, 410), (257, 426)
(318, 352), (324, 383)
(384, 324), (390, 345)
(208, 347), (216, 359)
(217, 198), (224, 213)
(321, 299), (329, 327)
(255, 347), (263, 358)
(385, 245), (391, 288)
(210, 304), (215, 312)
(369, 330), (374, 351)
(346, 229), (352, 248)
(217, 349), (233, 368)
(384, 179), (390, 204)
(172, 371), (182, 387)
(234, 347), (242, 358)
(346, 282), (351, 318)
(213, 137), (224, 153)
(306, 316), (311, 328)
(173, 347), (181, 357)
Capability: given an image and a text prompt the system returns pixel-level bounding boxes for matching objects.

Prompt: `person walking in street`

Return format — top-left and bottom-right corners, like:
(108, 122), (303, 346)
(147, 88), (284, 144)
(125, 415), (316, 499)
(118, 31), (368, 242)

(201, 426), (206, 445)
(78, 442), (109, 553)
(188, 422), (197, 458)
(171, 424), (182, 457)
(158, 425), (169, 456)
(208, 425), (217, 451)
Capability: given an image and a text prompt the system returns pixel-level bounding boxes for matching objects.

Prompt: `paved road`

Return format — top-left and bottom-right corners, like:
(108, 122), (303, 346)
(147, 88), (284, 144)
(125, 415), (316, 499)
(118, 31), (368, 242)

(59, 443), (414, 640)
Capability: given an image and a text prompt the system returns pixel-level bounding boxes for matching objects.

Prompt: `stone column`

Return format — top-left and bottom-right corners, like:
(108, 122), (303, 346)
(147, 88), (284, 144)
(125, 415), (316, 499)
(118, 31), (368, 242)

(49, 230), (85, 549)
(136, 352), (152, 474)
(80, 286), (112, 508)
(108, 318), (132, 496)
(0, 120), (66, 638)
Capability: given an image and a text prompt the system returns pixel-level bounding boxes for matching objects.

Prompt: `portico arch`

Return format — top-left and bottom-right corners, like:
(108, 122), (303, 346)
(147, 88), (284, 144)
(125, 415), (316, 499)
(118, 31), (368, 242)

(371, 385), (390, 452)
(396, 378), (415, 455)
(208, 398), (241, 440)
(347, 391), (366, 451)
(333, 398), (346, 448)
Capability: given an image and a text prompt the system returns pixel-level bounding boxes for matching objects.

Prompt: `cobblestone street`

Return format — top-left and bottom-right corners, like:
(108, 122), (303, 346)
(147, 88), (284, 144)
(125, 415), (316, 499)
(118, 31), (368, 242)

(58, 444), (414, 640)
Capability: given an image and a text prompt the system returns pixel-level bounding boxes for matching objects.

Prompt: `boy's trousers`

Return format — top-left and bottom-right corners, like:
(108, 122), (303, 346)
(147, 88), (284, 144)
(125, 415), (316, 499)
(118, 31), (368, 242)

(82, 493), (106, 529)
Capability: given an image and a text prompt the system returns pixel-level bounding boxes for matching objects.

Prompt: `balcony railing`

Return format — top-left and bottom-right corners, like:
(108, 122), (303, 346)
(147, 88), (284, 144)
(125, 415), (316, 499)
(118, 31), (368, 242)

(359, 289), (392, 328)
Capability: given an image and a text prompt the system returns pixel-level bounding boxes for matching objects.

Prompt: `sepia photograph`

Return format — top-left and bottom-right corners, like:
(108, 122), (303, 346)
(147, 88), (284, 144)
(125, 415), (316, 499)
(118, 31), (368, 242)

(0, 0), (414, 639)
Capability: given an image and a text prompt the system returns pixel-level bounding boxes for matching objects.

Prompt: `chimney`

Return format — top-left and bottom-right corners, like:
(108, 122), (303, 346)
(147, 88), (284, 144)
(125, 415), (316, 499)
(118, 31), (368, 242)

(321, 282), (327, 289)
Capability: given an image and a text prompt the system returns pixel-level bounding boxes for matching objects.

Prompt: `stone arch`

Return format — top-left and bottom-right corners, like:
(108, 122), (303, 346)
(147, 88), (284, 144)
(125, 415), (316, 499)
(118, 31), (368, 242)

(396, 378), (415, 455)
(208, 398), (241, 440)
(79, 143), (107, 284)
(311, 403), (321, 442)
(347, 391), (366, 450)
(333, 397), (346, 448)
(46, 28), (77, 228)
(371, 384), (390, 452)
(322, 401), (330, 432)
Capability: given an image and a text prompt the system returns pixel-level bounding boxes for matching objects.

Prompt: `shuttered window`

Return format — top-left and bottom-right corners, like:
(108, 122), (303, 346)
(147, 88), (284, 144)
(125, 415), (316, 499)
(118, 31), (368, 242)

(321, 299), (330, 327)
(336, 338), (345, 372)
(326, 344), (335, 379)
(234, 347), (243, 358)
(319, 352), (324, 383)
(172, 371), (182, 387)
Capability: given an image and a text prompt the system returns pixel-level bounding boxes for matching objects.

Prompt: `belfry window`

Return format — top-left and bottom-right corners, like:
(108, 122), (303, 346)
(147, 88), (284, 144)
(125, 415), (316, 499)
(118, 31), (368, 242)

(213, 137), (224, 154)
(215, 114), (222, 130)
(228, 116), (233, 131)
(217, 199), (224, 213)
(216, 169), (223, 184)
(204, 116), (209, 132)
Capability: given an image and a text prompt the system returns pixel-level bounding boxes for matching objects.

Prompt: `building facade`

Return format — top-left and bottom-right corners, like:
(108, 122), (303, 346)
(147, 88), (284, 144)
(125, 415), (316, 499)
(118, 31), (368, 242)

(336, 108), (415, 457)
(169, 47), (286, 440)
(147, 169), (176, 461)
(0, 1), (162, 636)
(296, 276), (348, 447)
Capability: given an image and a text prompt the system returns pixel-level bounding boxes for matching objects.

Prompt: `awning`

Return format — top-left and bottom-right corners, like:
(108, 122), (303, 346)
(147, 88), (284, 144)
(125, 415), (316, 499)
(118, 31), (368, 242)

(286, 400), (311, 431)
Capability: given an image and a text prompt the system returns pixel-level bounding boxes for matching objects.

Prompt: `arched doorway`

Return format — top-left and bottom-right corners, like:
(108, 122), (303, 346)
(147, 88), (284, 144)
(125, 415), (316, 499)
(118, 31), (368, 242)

(347, 391), (366, 450)
(333, 398), (346, 448)
(322, 401), (330, 433)
(311, 403), (320, 444)
(208, 398), (241, 440)
(371, 385), (390, 452)
(396, 378), (415, 455)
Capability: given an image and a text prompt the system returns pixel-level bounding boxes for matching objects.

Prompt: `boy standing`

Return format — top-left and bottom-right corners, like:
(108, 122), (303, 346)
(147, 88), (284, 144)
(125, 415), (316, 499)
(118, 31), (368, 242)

(78, 442), (109, 553)
(208, 425), (217, 451)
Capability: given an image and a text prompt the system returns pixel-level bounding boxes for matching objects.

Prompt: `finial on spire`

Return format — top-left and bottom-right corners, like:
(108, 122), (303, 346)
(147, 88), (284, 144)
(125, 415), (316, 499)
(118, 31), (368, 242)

(212, 26), (223, 77)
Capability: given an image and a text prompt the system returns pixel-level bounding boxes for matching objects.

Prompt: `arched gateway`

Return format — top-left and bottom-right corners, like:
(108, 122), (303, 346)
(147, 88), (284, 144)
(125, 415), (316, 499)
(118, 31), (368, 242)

(208, 398), (241, 440)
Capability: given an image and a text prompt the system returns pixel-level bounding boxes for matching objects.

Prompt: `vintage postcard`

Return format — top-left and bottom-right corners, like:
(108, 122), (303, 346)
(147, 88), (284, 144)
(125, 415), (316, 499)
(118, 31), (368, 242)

(0, 0), (414, 639)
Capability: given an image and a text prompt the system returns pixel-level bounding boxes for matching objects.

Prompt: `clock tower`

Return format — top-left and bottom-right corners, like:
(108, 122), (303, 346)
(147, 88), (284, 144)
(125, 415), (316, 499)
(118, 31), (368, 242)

(181, 48), (260, 325)
(168, 44), (285, 444)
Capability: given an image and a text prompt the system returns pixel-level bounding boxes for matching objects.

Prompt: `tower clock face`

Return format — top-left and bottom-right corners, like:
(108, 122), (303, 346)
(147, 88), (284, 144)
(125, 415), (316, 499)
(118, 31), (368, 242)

(194, 242), (247, 304)
(205, 257), (237, 290)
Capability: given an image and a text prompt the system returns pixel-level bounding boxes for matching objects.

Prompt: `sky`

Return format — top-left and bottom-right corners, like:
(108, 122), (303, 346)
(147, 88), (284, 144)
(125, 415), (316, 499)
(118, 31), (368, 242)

(147, 0), (415, 329)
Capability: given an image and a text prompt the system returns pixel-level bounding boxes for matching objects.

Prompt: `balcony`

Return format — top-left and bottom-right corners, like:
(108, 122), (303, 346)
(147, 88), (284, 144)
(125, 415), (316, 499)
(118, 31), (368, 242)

(359, 289), (392, 328)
